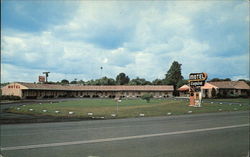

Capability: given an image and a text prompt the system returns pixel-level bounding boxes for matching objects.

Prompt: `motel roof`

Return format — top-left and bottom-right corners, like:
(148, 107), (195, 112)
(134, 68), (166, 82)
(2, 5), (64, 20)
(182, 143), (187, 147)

(207, 81), (250, 90)
(177, 85), (189, 91)
(14, 82), (174, 91)
(178, 81), (249, 90)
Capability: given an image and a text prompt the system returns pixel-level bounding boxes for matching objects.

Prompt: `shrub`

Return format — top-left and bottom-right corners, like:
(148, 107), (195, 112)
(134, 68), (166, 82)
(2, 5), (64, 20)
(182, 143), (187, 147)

(211, 88), (216, 98)
(141, 94), (153, 103)
(239, 95), (249, 98)
(0, 95), (21, 100)
(216, 93), (222, 98)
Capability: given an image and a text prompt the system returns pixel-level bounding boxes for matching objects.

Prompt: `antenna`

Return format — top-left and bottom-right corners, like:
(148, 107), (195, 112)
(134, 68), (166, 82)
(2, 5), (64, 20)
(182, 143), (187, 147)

(43, 72), (50, 82)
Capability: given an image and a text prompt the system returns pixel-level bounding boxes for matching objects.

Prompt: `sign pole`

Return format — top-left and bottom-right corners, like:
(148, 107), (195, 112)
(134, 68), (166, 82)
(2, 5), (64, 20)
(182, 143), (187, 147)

(189, 86), (195, 106)
(116, 101), (118, 114)
(199, 89), (203, 107)
(189, 73), (207, 107)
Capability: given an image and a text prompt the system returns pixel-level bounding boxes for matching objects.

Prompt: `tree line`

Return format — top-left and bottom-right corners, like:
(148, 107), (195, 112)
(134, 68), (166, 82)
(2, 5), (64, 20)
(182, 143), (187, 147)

(1, 61), (249, 89)
(46, 61), (188, 89)
(40, 61), (250, 88)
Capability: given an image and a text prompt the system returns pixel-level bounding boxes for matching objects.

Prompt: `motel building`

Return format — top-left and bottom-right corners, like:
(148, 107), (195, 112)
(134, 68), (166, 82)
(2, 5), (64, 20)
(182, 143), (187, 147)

(178, 81), (250, 98)
(1, 82), (174, 99)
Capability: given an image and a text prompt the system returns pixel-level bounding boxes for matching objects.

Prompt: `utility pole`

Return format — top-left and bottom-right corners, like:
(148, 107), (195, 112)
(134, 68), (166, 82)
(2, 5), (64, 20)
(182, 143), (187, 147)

(100, 67), (103, 78)
(43, 72), (50, 83)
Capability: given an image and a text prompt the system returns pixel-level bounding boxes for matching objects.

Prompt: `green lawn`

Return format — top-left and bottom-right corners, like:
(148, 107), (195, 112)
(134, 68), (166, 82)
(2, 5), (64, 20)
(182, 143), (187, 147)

(203, 98), (249, 104)
(8, 98), (249, 119)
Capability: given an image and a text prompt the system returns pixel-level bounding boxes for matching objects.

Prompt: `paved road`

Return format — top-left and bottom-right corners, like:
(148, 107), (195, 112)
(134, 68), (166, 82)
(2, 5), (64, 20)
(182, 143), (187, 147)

(1, 111), (249, 157)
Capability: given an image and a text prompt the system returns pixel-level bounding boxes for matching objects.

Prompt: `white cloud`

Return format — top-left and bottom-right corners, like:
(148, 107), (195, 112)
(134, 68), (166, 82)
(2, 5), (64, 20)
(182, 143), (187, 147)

(1, 64), (43, 83)
(1, 1), (249, 82)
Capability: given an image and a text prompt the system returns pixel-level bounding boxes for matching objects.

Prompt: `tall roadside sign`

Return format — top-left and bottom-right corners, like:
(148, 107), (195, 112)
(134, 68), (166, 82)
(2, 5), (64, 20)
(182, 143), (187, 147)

(42, 72), (50, 82)
(38, 76), (45, 83)
(188, 73), (207, 107)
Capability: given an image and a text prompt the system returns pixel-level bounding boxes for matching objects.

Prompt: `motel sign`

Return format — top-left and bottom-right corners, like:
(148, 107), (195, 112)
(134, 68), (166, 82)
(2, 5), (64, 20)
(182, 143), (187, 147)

(38, 76), (46, 83)
(189, 73), (207, 81)
(189, 72), (208, 107)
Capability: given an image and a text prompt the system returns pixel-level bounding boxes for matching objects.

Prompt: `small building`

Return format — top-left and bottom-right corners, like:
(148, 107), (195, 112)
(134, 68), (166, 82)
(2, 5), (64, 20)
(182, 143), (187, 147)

(1, 82), (174, 99)
(177, 85), (189, 97)
(178, 81), (250, 98)
(201, 82), (219, 98)
(204, 81), (250, 98)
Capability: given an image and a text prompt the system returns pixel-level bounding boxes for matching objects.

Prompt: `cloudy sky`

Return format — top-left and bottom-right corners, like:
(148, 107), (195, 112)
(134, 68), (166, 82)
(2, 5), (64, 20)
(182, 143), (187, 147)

(1, 0), (249, 83)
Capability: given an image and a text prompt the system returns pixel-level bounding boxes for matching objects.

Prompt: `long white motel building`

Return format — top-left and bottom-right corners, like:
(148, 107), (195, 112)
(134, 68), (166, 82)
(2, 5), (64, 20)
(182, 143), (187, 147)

(178, 81), (250, 98)
(1, 82), (174, 99)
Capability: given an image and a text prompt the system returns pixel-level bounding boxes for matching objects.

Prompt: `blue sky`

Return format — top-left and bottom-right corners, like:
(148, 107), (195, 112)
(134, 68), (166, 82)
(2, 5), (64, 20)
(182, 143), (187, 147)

(1, 0), (249, 83)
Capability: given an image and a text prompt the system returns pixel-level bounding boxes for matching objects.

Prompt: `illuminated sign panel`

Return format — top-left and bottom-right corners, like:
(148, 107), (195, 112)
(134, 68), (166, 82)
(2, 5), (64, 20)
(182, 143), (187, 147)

(189, 73), (207, 87)
(190, 81), (205, 86)
(189, 73), (207, 81)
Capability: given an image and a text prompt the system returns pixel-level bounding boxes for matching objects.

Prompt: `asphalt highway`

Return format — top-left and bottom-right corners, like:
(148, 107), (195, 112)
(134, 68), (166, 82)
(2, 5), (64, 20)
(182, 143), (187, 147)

(1, 111), (249, 157)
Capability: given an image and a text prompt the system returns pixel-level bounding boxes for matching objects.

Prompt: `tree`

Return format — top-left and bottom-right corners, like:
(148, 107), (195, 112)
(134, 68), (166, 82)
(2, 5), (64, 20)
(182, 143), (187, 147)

(210, 78), (231, 82)
(129, 77), (152, 85)
(116, 73), (130, 85)
(152, 79), (163, 85)
(106, 78), (116, 85)
(238, 79), (250, 86)
(84, 77), (116, 85)
(141, 93), (153, 103)
(61, 79), (69, 84)
(85, 79), (95, 85)
(164, 61), (184, 96)
(210, 78), (221, 82)
(1, 82), (10, 88)
(176, 79), (188, 88)
(98, 77), (116, 85)
(78, 80), (85, 85)
(224, 78), (231, 81)
(211, 88), (216, 98)
(70, 78), (77, 84)
(46, 81), (57, 84)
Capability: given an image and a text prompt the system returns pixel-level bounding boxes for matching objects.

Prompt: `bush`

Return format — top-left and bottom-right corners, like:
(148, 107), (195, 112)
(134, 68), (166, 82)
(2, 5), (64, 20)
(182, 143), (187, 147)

(43, 95), (55, 99)
(0, 95), (21, 100)
(141, 94), (153, 103)
(26, 96), (38, 99)
(58, 94), (67, 98)
(216, 93), (222, 98)
(211, 88), (216, 98)
(227, 93), (239, 98)
(239, 95), (249, 98)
